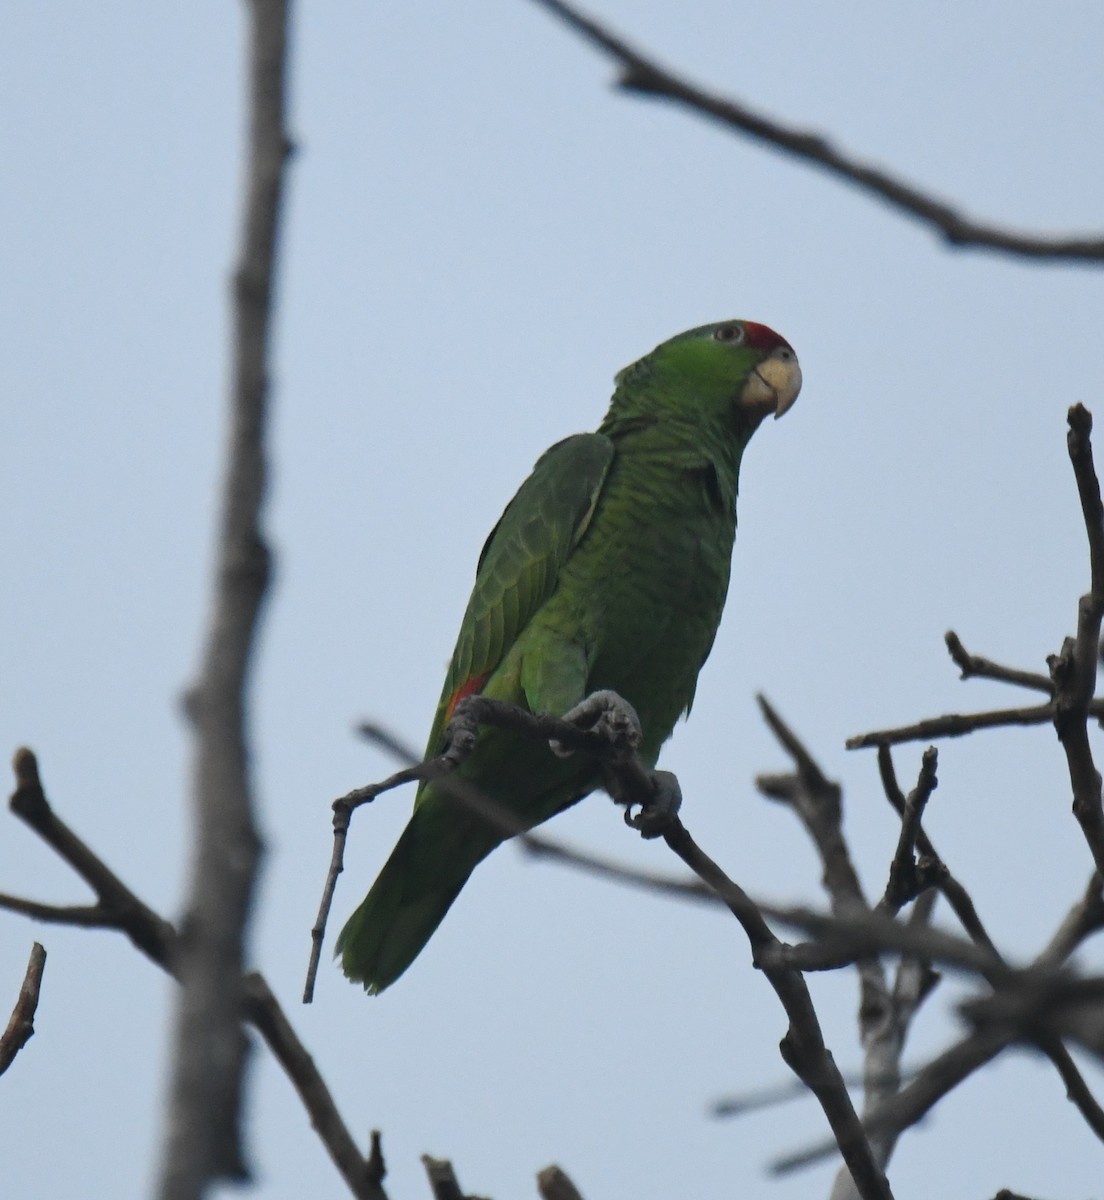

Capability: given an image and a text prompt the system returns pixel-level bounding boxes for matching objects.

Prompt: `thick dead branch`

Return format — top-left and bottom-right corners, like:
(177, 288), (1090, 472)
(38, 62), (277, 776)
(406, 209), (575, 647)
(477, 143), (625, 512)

(0, 942), (46, 1077)
(529, 0), (1104, 263)
(159, 1), (293, 1194)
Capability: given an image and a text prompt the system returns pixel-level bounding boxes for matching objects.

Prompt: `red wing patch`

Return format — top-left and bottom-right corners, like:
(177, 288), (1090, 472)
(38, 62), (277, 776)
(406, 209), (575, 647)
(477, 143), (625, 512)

(445, 672), (491, 722)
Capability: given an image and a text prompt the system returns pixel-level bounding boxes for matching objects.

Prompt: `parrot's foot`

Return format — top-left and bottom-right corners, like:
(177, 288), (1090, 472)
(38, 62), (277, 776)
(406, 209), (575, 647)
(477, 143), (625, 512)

(442, 701), (481, 767)
(624, 769), (682, 840)
(549, 690), (643, 759)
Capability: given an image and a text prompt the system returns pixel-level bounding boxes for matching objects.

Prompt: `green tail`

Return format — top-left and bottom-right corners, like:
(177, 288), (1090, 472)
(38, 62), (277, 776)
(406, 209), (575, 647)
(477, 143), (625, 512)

(335, 803), (502, 993)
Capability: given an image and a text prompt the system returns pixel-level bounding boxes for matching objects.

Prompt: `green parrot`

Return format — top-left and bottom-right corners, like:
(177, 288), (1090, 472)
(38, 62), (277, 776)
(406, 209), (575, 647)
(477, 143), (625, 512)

(337, 319), (801, 992)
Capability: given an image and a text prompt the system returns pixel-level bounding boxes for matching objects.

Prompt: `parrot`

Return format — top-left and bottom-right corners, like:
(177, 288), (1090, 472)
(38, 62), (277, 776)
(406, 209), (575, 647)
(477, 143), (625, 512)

(337, 319), (801, 992)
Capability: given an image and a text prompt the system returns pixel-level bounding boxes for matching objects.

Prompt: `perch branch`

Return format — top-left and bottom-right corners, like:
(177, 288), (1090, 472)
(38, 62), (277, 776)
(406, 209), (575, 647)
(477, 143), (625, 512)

(327, 697), (892, 1198)
(305, 702), (724, 1002)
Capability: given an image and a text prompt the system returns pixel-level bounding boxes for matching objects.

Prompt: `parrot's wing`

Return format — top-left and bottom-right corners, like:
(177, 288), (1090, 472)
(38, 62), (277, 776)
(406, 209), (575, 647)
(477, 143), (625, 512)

(422, 432), (614, 758)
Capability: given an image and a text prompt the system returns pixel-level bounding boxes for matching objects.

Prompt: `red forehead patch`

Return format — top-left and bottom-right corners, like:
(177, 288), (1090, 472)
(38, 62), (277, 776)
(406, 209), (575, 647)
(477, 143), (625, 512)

(742, 322), (791, 353)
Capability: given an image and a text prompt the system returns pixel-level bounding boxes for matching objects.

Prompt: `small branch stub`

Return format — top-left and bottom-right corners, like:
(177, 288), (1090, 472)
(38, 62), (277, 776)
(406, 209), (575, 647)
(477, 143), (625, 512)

(0, 942), (46, 1077)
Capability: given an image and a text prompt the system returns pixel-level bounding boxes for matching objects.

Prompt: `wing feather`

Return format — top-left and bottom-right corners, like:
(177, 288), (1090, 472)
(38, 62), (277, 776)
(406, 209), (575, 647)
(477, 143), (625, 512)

(423, 433), (614, 758)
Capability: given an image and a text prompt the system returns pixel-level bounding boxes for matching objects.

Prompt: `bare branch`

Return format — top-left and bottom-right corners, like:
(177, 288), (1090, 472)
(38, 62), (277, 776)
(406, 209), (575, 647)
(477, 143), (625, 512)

(0, 943), (46, 1077)
(756, 695), (868, 909)
(5, 752), (385, 1200)
(847, 702), (1056, 750)
(244, 975), (389, 1199)
(1050, 405), (1104, 876)
(528, 0), (1104, 264)
(878, 748), (939, 915)
(776, 872), (1104, 1170)
(159, 0), (293, 1193)
(537, 1165), (585, 1200)
(875, 747), (1000, 958)
(944, 632), (1053, 695)
(8, 748), (178, 966)
(771, 1025), (1010, 1174)
(1036, 873), (1104, 968)
(421, 1156), (489, 1200)
(662, 820), (894, 1200)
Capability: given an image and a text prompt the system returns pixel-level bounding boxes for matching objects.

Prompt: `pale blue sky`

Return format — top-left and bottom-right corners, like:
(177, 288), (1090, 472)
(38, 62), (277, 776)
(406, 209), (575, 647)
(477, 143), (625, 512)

(3, 4), (1104, 1198)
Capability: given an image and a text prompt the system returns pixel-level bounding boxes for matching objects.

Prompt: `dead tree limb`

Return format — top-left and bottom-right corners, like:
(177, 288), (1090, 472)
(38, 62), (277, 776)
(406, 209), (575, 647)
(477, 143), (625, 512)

(158, 0), (293, 1195)
(529, 0), (1104, 264)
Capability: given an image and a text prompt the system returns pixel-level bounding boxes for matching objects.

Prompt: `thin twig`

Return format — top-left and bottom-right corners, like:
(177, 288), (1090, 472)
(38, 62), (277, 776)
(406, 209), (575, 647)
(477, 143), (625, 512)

(712, 1065), (926, 1119)
(244, 975), (388, 1198)
(944, 632), (1053, 695)
(756, 695), (867, 909)
(1036, 873), (1104, 969)
(847, 703), (1056, 750)
(0, 943), (46, 1077)
(875, 747), (1000, 958)
(1051, 405), (1104, 876)
(878, 748), (939, 915)
(528, 0), (1104, 263)
(8, 749), (179, 966)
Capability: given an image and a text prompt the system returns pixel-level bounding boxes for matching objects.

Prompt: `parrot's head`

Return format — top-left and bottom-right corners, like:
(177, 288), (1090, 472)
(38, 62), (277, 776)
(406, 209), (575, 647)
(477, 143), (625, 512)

(609, 320), (801, 439)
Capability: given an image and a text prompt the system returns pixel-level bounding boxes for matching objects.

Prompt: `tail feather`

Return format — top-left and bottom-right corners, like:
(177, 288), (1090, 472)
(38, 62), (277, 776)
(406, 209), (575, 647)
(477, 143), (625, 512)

(335, 805), (497, 993)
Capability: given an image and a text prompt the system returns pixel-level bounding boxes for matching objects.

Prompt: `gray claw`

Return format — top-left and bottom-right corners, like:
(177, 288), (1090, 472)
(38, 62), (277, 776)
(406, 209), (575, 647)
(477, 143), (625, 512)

(626, 769), (682, 839)
(550, 690), (643, 758)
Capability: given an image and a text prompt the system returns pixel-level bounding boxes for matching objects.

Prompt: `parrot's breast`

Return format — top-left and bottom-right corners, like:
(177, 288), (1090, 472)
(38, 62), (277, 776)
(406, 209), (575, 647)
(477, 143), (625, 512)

(530, 448), (737, 765)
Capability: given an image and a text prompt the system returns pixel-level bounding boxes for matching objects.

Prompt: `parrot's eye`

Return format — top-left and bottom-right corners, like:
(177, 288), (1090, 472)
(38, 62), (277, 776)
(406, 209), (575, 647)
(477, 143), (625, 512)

(713, 324), (744, 343)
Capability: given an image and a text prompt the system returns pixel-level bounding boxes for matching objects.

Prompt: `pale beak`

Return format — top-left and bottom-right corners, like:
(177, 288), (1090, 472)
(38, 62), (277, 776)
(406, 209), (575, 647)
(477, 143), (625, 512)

(739, 348), (802, 419)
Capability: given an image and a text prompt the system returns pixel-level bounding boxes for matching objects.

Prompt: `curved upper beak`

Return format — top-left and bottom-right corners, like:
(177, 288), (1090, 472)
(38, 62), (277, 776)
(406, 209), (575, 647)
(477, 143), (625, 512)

(739, 347), (802, 420)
